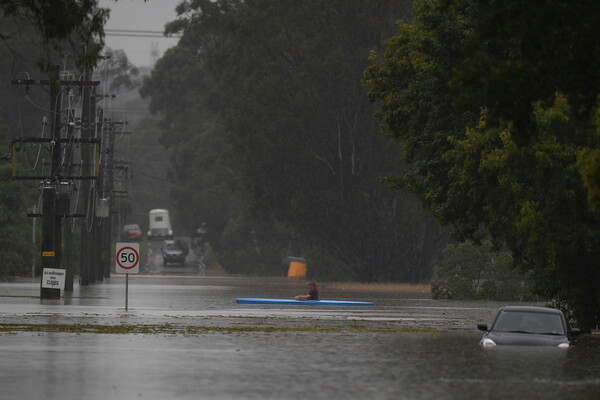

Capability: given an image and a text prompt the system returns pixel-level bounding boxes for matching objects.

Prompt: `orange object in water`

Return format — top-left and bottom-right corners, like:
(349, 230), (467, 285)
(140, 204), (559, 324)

(287, 259), (307, 278)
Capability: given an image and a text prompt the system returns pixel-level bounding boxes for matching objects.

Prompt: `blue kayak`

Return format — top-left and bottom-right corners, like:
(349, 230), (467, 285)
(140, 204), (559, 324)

(235, 298), (374, 306)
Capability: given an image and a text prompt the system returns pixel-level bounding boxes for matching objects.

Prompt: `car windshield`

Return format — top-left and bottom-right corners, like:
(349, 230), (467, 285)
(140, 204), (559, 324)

(493, 310), (565, 335)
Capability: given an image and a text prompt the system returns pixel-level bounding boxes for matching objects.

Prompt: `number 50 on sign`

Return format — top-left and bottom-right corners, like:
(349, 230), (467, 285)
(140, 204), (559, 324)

(115, 242), (140, 274)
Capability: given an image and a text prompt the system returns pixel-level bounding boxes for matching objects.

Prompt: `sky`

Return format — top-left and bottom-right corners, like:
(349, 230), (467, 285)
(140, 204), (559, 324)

(99, 0), (181, 68)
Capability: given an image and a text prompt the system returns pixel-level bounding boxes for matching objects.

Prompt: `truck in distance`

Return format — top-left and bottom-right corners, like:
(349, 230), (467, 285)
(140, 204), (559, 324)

(147, 209), (173, 240)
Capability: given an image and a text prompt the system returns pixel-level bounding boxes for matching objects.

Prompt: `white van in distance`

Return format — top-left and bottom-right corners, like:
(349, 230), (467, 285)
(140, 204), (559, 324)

(147, 209), (173, 240)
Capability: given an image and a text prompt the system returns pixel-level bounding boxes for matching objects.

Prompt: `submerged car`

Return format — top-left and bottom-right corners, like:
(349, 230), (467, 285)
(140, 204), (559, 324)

(121, 224), (143, 241)
(477, 306), (581, 347)
(162, 239), (187, 266)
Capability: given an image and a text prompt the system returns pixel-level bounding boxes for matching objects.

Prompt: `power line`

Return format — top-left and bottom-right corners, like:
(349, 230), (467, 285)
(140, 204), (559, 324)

(105, 29), (181, 38)
(130, 169), (175, 184)
(107, 29), (167, 34)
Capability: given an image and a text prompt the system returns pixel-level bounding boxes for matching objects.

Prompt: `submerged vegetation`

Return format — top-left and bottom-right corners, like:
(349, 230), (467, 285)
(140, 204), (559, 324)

(0, 322), (441, 335)
(431, 241), (534, 301)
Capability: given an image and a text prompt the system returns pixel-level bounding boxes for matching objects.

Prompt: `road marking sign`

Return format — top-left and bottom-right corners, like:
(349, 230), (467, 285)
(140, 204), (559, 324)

(115, 242), (140, 274)
(42, 268), (65, 290)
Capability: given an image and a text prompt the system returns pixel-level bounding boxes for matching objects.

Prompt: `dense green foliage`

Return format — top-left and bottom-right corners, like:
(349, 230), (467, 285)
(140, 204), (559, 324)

(0, 0), (108, 68)
(364, 0), (600, 330)
(1, 0), (110, 135)
(431, 241), (533, 301)
(141, 0), (449, 281)
(0, 119), (37, 278)
(450, 0), (600, 213)
(449, 0), (600, 143)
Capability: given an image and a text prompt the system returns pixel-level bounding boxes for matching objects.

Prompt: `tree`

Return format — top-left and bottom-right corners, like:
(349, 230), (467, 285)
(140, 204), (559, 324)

(98, 48), (140, 93)
(142, 0), (447, 281)
(0, 118), (37, 278)
(448, 0), (600, 143)
(363, 0), (480, 238)
(0, 0), (109, 68)
(431, 241), (532, 301)
(448, 0), (600, 215)
(448, 99), (600, 329)
(364, 0), (600, 330)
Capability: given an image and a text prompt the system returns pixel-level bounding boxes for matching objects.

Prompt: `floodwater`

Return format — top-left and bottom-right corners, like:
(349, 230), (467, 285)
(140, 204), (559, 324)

(0, 275), (599, 400)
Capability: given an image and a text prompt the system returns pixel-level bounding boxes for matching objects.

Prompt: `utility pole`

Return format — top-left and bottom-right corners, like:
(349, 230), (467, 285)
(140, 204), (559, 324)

(113, 160), (131, 244)
(40, 184), (58, 299)
(11, 55), (133, 293)
(40, 65), (62, 299)
(31, 205), (37, 279)
(94, 108), (106, 282)
(102, 119), (129, 278)
(79, 74), (96, 286)
(11, 65), (100, 298)
(104, 118), (115, 279)
(62, 82), (77, 293)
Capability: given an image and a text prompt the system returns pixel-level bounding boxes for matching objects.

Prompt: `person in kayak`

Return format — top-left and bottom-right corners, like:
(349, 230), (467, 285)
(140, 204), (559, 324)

(295, 280), (319, 300)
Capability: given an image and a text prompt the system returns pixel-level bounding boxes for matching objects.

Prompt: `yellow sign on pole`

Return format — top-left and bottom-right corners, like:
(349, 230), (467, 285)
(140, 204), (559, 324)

(42, 251), (55, 257)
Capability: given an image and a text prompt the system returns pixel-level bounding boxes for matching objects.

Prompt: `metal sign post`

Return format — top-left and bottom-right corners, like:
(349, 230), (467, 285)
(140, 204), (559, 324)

(115, 242), (140, 311)
(125, 273), (129, 311)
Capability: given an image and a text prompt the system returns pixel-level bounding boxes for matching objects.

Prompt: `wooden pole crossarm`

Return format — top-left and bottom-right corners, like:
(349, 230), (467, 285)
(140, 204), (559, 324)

(12, 137), (101, 144)
(11, 79), (100, 86)
(13, 176), (98, 181)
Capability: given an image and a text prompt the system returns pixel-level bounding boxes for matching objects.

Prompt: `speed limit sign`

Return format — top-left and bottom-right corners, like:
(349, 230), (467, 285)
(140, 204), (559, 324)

(115, 242), (140, 274)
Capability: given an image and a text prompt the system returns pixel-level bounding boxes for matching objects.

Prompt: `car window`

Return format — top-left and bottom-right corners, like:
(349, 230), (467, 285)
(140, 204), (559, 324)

(494, 312), (522, 332)
(537, 314), (565, 334)
(493, 311), (565, 335)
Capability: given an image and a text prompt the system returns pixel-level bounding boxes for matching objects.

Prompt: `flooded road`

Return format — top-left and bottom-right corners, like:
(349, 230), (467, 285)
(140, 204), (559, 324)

(0, 276), (598, 400)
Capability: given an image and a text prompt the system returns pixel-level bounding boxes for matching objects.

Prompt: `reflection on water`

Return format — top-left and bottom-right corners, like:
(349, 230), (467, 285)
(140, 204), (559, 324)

(0, 277), (599, 400)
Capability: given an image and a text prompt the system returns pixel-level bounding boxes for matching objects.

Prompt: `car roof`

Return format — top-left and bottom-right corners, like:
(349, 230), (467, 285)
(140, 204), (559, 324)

(499, 306), (562, 315)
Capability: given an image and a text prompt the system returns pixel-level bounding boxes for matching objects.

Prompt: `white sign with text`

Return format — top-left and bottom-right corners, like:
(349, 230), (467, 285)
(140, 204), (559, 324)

(42, 268), (66, 290)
